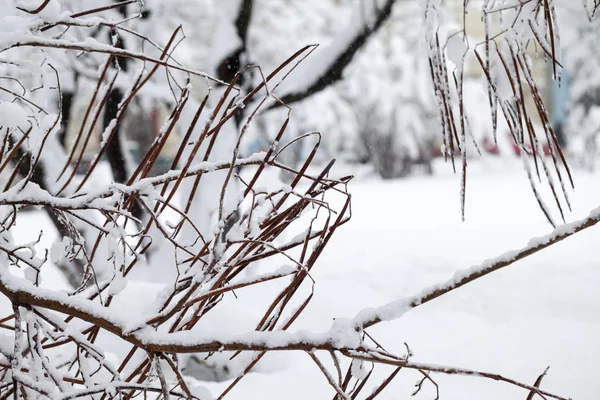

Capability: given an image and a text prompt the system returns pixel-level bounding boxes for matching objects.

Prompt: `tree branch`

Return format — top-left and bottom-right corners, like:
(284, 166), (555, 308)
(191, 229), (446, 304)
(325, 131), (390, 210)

(12, 38), (225, 85)
(235, 0), (253, 48)
(0, 269), (359, 354)
(354, 205), (600, 329)
(16, 0), (52, 14)
(269, 0), (396, 109)
(216, 0), (254, 89)
(344, 351), (569, 400)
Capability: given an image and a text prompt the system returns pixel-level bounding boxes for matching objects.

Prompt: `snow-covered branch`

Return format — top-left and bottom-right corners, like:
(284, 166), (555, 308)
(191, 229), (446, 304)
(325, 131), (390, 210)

(355, 205), (600, 328)
(269, 0), (397, 109)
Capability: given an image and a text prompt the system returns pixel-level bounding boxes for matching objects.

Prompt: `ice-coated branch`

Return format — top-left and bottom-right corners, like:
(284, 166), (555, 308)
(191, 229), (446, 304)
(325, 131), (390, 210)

(0, 268), (574, 400)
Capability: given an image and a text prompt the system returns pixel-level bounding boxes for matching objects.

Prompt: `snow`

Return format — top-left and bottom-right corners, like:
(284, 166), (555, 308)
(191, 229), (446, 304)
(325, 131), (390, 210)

(50, 236), (70, 264)
(108, 273), (127, 296)
(0, 101), (30, 130)
(446, 32), (468, 67)
(351, 359), (368, 380)
(2, 159), (600, 398)
(0, 331), (13, 358)
(23, 266), (38, 284)
(35, 0), (61, 19)
(193, 160), (600, 400)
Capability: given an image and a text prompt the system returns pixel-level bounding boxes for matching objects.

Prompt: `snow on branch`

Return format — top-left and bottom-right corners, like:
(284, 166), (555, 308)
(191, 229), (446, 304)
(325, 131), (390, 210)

(0, 4), (363, 395)
(425, 0), (572, 222)
(354, 205), (600, 328)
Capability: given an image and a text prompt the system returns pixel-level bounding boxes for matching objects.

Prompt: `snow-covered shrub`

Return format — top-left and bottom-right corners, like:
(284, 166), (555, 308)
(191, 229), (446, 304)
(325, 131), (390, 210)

(0, 2), (357, 397)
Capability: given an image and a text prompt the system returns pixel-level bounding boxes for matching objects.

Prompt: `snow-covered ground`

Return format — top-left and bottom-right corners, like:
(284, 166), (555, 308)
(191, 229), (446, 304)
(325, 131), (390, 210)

(199, 159), (600, 399)
(8, 159), (600, 399)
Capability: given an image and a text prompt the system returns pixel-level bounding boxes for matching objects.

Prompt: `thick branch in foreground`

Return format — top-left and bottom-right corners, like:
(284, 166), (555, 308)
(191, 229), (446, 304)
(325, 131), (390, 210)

(2, 200), (599, 359)
(0, 268), (358, 354)
(355, 205), (600, 328)
(0, 272), (579, 400)
(270, 0), (395, 109)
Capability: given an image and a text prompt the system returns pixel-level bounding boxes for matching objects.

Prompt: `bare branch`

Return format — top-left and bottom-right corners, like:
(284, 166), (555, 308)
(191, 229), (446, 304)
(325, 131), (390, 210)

(269, 0), (396, 109)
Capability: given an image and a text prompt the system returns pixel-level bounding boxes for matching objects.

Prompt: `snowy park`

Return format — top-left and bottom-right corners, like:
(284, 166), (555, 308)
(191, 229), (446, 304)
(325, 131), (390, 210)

(1, 0), (600, 399)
